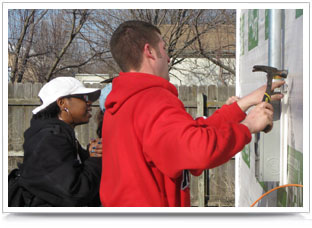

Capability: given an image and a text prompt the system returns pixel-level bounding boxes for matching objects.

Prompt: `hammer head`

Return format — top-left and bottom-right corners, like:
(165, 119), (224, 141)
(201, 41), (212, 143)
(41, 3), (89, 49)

(252, 65), (288, 104)
(252, 65), (288, 78)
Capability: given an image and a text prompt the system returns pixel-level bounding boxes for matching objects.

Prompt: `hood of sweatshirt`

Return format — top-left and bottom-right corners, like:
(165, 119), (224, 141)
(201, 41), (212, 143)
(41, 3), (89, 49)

(105, 72), (178, 114)
(24, 117), (74, 143)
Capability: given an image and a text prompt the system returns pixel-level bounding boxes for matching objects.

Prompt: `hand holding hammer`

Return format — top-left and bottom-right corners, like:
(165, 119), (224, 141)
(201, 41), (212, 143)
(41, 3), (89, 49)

(238, 65), (287, 133)
(252, 65), (288, 132)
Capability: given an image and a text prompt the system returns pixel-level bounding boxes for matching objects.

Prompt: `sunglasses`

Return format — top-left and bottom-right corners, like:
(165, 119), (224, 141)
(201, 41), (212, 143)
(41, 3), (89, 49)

(67, 94), (89, 102)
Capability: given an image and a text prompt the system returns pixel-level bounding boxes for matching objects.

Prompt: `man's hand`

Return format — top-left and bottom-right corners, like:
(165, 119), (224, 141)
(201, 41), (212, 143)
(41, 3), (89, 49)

(241, 102), (274, 134)
(237, 80), (285, 112)
(225, 96), (240, 105)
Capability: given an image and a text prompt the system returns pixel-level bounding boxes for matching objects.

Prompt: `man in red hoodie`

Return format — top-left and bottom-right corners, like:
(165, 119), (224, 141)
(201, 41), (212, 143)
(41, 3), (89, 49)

(100, 20), (285, 207)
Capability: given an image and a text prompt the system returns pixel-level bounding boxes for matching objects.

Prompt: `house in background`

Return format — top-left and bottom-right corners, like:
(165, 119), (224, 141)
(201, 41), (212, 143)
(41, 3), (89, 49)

(75, 73), (112, 84)
(159, 24), (235, 86)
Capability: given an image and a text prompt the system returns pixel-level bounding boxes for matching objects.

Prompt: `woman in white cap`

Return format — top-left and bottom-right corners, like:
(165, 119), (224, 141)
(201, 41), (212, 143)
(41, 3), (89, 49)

(16, 77), (103, 207)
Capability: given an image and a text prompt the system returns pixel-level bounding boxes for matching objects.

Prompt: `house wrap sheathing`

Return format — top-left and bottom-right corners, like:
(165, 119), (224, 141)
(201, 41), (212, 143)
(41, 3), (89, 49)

(237, 9), (304, 207)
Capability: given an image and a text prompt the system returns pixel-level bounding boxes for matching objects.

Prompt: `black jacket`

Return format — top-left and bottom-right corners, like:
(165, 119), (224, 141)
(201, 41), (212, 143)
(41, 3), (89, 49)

(19, 118), (102, 207)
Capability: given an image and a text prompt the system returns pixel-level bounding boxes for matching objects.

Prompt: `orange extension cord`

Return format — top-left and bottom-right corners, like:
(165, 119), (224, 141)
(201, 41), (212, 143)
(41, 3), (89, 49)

(250, 184), (303, 207)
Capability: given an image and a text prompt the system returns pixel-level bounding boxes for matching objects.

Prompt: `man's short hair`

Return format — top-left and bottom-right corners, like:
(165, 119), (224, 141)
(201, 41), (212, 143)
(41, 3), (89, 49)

(110, 20), (161, 72)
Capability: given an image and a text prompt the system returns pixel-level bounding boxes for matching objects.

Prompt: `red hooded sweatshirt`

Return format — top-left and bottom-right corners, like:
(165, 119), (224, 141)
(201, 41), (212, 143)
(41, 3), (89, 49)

(100, 72), (251, 207)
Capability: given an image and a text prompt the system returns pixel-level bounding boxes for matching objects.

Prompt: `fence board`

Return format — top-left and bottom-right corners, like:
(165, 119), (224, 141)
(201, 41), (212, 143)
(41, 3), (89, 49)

(207, 85), (217, 101)
(8, 83), (14, 98)
(188, 86), (197, 118)
(32, 83), (42, 98)
(24, 83), (32, 99)
(228, 86), (236, 98)
(178, 85), (188, 101)
(14, 83), (25, 98)
(197, 85), (207, 96)
(8, 106), (13, 151)
(217, 86), (229, 102)
(207, 85), (217, 116)
(11, 106), (24, 152)
(207, 159), (235, 206)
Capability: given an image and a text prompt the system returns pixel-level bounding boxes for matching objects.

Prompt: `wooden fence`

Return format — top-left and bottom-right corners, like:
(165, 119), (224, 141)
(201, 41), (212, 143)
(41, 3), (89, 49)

(8, 82), (235, 207)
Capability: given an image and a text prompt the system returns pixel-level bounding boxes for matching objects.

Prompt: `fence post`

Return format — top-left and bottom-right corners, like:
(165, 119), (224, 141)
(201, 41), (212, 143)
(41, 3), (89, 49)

(196, 93), (206, 207)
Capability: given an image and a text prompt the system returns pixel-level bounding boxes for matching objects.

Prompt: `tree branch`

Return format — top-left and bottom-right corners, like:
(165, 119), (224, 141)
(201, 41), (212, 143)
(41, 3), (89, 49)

(10, 9), (35, 82)
(194, 13), (235, 76)
(52, 51), (109, 74)
(17, 11), (35, 82)
(46, 9), (89, 81)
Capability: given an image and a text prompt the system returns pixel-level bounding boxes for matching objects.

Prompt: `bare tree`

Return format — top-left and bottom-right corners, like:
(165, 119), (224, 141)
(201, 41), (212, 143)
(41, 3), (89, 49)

(162, 9), (236, 86)
(9, 9), (107, 82)
(8, 9), (235, 85)
(16, 10), (49, 82)
(194, 10), (235, 81)
(9, 9), (35, 83)
(88, 9), (236, 85)
(45, 9), (89, 81)
(9, 9), (50, 83)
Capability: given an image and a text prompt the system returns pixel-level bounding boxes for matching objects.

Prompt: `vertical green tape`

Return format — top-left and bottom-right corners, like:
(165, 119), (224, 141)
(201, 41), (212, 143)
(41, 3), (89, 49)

(248, 9), (259, 51)
(242, 144), (250, 168)
(287, 146), (303, 185)
(296, 9), (303, 18)
(277, 188), (287, 207)
(286, 146), (303, 207)
(265, 9), (269, 40)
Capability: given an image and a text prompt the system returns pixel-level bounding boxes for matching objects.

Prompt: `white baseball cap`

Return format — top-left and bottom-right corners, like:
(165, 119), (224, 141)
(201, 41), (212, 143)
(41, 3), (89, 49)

(32, 77), (101, 114)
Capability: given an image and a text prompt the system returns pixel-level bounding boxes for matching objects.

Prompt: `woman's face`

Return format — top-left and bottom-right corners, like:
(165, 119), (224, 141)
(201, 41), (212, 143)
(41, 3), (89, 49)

(59, 94), (93, 127)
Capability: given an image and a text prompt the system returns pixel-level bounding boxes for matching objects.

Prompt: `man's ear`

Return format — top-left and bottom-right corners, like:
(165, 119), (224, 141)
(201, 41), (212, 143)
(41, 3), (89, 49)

(143, 43), (155, 60)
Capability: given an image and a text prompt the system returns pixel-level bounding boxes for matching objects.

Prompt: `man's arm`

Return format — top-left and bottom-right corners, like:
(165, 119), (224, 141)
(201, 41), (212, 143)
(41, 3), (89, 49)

(196, 81), (285, 128)
(140, 89), (252, 179)
(237, 80), (285, 112)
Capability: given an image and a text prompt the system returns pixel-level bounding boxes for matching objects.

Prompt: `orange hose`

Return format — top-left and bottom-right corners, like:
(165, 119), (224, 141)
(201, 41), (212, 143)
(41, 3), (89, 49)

(250, 184), (303, 207)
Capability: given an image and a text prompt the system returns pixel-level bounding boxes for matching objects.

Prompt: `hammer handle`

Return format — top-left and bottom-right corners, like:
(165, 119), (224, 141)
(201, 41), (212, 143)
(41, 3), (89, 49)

(262, 92), (271, 103)
(262, 92), (271, 133)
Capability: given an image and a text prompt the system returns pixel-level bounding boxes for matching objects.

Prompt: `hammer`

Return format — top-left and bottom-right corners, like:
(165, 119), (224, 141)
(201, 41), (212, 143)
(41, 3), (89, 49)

(252, 65), (288, 132)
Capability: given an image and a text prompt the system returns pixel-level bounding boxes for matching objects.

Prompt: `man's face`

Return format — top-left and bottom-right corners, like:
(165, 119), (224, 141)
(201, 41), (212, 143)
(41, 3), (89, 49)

(153, 34), (170, 81)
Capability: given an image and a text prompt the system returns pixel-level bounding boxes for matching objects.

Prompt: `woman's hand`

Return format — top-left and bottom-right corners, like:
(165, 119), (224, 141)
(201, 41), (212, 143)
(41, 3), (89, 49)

(89, 138), (102, 157)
